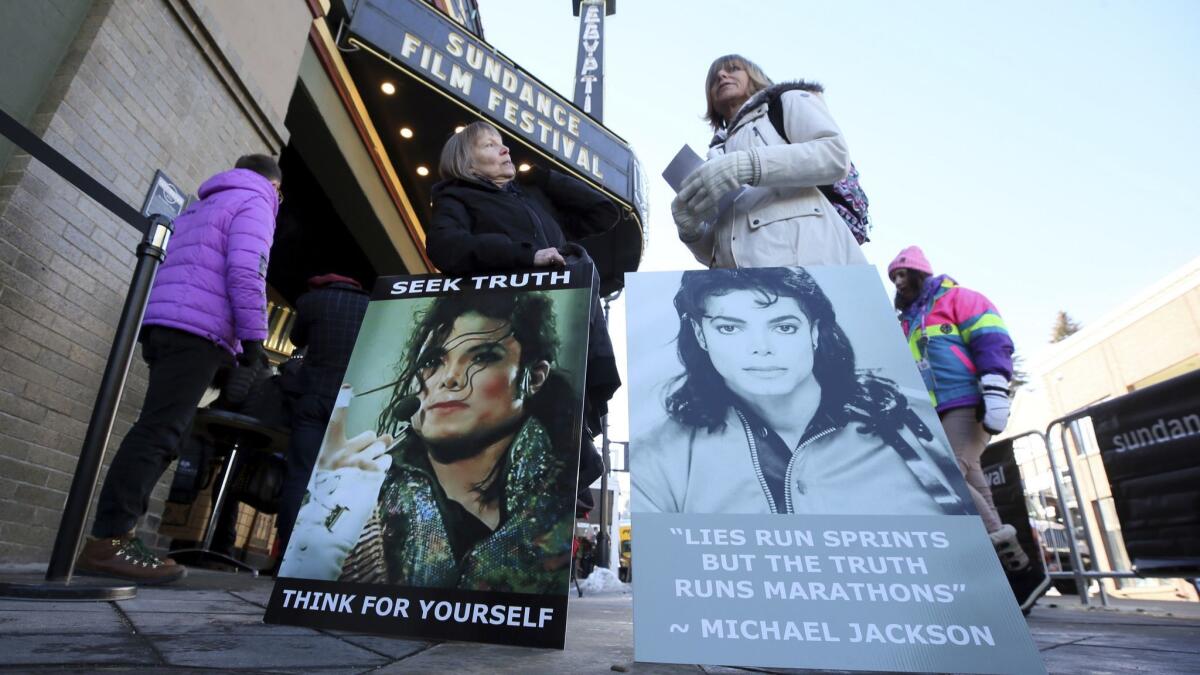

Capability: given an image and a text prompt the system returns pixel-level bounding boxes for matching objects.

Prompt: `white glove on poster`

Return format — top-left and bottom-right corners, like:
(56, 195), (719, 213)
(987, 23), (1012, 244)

(979, 373), (1012, 435)
(277, 386), (394, 580)
(278, 465), (388, 580)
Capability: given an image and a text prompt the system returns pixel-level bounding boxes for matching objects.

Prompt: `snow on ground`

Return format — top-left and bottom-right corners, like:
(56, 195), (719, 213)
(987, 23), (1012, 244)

(577, 567), (630, 595)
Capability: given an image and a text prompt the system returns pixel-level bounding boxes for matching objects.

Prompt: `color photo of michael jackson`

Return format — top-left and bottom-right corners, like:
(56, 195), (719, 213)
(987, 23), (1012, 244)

(629, 266), (974, 516)
(278, 289), (588, 594)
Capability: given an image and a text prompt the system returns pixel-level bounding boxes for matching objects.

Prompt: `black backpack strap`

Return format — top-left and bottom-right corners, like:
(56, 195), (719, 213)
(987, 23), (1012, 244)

(766, 91), (789, 143)
(766, 92), (854, 215)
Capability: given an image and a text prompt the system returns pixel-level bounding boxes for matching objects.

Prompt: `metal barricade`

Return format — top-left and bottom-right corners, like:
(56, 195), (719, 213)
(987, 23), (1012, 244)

(1005, 416), (1182, 608)
(1002, 430), (1092, 606)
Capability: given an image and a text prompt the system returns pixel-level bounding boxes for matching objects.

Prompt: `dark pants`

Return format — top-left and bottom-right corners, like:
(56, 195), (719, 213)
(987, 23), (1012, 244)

(274, 391), (335, 551)
(92, 327), (229, 538)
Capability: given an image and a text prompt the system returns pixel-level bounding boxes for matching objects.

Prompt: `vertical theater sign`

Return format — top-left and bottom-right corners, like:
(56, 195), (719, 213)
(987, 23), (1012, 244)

(572, 0), (614, 120)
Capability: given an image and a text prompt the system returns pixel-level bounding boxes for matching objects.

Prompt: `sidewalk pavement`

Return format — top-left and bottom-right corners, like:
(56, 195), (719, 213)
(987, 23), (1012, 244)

(2, 565), (1198, 674)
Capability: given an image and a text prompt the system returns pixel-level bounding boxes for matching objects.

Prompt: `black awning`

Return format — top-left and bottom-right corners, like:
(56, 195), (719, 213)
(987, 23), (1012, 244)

(334, 0), (646, 294)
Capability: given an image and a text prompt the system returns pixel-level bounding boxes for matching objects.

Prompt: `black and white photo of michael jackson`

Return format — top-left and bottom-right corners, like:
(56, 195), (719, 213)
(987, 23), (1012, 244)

(630, 267), (973, 516)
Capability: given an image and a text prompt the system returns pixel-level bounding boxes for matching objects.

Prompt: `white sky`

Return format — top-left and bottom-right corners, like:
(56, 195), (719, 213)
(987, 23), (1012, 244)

(479, 0), (1200, 441)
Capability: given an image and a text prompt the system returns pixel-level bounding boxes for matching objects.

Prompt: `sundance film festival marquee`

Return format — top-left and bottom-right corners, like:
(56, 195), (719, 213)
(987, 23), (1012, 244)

(0, 0), (646, 561)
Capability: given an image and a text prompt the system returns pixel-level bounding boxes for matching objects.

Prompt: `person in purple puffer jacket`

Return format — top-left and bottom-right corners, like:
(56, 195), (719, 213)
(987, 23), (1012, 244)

(77, 155), (282, 584)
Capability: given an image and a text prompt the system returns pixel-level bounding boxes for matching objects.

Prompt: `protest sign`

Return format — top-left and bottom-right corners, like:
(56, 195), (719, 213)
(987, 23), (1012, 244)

(265, 265), (594, 649)
(626, 266), (1044, 673)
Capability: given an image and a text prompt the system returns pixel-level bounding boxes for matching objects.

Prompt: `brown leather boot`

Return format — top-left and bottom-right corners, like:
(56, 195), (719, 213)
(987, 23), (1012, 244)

(76, 534), (187, 585)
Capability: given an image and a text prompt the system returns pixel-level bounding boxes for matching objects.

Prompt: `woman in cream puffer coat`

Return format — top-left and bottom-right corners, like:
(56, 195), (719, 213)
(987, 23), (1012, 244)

(673, 54), (866, 268)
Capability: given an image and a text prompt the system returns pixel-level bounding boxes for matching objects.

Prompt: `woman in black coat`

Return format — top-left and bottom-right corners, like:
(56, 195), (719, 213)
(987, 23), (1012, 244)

(427, 121), (619, 274)
(427, 120), (622, 509)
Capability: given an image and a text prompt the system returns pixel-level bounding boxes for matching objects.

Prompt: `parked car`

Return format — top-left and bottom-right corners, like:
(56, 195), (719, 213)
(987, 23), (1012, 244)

(1034, 519), (1092, 595)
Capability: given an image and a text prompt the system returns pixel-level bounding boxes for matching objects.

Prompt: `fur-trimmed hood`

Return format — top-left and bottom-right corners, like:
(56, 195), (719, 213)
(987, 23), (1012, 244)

(712, 80), (826, 146)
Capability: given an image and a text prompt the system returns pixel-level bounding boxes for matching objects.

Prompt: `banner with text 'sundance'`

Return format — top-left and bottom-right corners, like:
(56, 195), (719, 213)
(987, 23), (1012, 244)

(626, 266), (1044, 673)
(1089, 368), (1200, 574)
(265, 266), (594, 649)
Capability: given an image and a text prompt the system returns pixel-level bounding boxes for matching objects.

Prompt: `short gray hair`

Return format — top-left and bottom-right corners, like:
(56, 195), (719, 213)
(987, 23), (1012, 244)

(438, 121), (501, 181)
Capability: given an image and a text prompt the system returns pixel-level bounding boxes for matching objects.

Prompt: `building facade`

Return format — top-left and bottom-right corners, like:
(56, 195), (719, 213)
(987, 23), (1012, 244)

(0, 0), (643, 561)
(1004, 256), (1200, 600)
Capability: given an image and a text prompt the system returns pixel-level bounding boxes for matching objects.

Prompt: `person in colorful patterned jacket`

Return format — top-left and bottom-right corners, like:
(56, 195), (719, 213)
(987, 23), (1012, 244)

(279, 292), (578, 593)
(888, 247), (1038, 573)
(77, 155), (282, 584)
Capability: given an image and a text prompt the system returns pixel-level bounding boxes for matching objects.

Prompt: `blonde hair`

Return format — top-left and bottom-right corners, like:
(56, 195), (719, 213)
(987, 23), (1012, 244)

(438, 120), (502, 181)
(703, 54), (774, 131)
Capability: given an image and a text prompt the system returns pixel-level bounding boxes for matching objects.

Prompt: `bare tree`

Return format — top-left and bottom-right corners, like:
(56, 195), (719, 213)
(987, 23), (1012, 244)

(1010, 352), (1030, 392)
(1050, 310), (1082, 343)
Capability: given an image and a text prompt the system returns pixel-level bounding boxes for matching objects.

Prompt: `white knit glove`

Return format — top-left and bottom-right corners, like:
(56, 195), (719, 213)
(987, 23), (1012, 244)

(979, 373), (1012, 435)
(671, 192), (707, 242)
(277, 465), (388, 580)
(678, 150), (759, 218)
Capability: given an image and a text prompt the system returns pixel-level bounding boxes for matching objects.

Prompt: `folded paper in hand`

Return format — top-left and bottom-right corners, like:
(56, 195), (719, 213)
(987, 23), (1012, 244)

(662, 145), (704, 192)
(662, 144), (747, 220)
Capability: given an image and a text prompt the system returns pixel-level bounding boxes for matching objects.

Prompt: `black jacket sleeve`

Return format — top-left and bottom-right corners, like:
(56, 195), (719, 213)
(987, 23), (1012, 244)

(536, 170), (620, 239)
(427, 193), (538, 275)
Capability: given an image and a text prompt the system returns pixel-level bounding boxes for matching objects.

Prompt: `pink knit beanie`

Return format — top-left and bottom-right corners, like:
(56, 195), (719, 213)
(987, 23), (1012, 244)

(888, 246), (933, 276)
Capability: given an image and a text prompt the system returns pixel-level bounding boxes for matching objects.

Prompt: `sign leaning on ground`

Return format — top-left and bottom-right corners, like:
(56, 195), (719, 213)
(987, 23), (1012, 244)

(625, 266), (1045, 673)
(265, 265), (595, 649)
(1089, 368), (1200, 574)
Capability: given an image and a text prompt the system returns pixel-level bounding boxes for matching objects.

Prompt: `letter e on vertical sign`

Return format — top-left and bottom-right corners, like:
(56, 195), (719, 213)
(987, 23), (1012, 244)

(573, 0), (604, 120)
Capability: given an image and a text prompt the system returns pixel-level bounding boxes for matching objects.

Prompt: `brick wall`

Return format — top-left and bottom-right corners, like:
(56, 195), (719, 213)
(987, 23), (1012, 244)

(0, 0), (287, 561)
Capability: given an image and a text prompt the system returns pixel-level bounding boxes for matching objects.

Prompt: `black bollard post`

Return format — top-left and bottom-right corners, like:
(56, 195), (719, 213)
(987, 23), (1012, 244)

(0, 214), (172, 600)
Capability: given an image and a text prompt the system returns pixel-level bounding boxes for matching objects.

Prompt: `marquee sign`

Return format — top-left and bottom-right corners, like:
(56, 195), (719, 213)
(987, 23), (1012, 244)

(346, 0), (638, 209)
